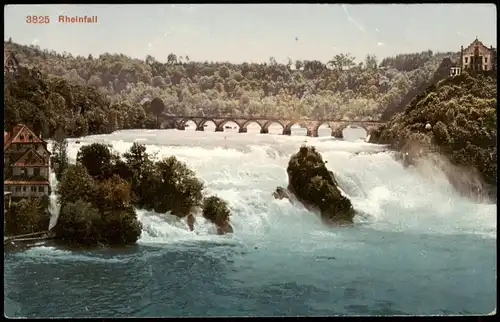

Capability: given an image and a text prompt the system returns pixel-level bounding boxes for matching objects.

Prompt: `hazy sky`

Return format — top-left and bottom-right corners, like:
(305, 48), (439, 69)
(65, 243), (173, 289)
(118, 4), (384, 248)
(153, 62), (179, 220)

(4, 4), (497, 64)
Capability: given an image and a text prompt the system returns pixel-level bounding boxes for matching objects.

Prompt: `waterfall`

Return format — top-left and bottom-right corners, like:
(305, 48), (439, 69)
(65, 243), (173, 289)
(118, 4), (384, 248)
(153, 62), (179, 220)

(47, 170), (60, 231)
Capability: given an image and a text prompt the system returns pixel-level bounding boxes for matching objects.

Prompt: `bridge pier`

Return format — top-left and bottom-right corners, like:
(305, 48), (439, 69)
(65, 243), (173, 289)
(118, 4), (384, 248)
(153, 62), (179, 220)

(239, 127), (248, 133)
(331, 128), (343, 139)
(260, 128), (269, 134)
(282, 128), (291, 136)
(195, 125), (204, 131)
(306, 129), (318, 137)
(215, 126), (224, 132)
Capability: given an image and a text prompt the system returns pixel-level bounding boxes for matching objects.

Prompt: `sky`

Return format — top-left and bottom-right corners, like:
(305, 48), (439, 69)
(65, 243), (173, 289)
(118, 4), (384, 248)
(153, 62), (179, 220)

(4, 4), (497, 64)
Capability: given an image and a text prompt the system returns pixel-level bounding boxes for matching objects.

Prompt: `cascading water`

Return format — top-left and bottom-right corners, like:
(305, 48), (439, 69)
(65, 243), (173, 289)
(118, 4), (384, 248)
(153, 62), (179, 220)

(47, 170), (60, 231)
(4, 127), (496, 317)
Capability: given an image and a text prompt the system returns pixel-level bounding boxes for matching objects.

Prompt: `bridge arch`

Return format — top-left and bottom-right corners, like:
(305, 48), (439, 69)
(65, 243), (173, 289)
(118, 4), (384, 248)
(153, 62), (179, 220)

(238, 119), (263, 133)
(261, 120), (285, 134)
(282, 120), (308, 136)
(216, 119), (240, 129)
(180, 118), (204, 129)
(331, 122), (376, 139)
(312, 122), (334, 136)
(199, 119), (219, 130)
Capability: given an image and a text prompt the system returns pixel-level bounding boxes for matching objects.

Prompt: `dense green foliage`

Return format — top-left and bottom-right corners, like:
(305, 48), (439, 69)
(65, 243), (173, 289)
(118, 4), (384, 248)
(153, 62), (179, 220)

(5, 197), (51, 236)
(370, 72), (497, 199)
(54, 142), (233, 244)
(5, 40), (457, 138)
(50, 128), (69, 180)
(286, 146), (355, 223)
(55, 162), (142, 245)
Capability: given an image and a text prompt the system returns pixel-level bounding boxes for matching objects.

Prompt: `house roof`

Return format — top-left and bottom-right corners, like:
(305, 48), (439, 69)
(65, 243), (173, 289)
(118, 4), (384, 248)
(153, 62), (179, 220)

(4, 180), (50, 185)
(4, 124), (47, 150)
(13, 148), (49, 167)
(463, 38), (492, 53)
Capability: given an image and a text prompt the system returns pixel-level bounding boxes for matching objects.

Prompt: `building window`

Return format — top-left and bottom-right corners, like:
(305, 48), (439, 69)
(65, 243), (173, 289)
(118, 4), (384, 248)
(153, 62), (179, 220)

(31, 186), (36, 192)
(29, 135), (33, 141)
(34, 168), (40, 176)
(485, 57), (488, 63)
(20, 135), (24, 141)
(485, 65), (487, 70)
(38, 186), (44, 193)
(15, 186), (21, 192)
(20, 168), (25, 176)
(465, 57), (468, 63)
(22, 186), (27, 192)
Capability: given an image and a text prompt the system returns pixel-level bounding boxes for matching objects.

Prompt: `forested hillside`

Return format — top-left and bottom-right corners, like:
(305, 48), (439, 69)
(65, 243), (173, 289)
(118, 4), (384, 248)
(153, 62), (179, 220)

(5, 40), (457, 127)
(370, 71), (497, 199)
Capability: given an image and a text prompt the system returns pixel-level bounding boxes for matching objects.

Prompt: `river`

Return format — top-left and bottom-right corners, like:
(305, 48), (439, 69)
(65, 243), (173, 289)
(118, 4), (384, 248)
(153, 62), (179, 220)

(3, 124), (497, 317)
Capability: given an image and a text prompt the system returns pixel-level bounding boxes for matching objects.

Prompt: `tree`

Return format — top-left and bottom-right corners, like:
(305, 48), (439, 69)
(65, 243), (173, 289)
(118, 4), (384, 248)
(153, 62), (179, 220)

(96, 175), (132, 211)
(149, 97), (165, 126)
(54, 200), (102, 245)
(167, 53), (177, 65)
(99, 206), (142, 244)
(76, 143), (115, 180)
(365, 54), (378, 70)
(51, 127), (69, 180)
(5, 198), (51, 235)
(295, 60), (303, 71)
(57, 164), (96, 207)
(153, 156), (204, 216)
(123, 142), (157, 206)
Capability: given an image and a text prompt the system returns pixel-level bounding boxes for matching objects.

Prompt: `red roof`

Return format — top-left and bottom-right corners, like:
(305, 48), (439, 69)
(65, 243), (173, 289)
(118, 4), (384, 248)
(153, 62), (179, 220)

(13, 148), (49, 167)
(4, 124), (46, 150)
(4, 180), (49, 185)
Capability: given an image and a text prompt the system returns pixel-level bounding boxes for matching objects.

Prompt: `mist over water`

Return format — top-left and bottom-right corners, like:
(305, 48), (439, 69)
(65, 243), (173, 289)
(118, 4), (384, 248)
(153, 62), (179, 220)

(4, 126), (496, 317)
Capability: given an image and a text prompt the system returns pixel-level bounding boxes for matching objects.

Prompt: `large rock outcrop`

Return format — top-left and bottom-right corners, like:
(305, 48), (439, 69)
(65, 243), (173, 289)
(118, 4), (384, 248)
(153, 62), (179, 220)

(277, 145), (355, 224)
(371, 71), (497, 201)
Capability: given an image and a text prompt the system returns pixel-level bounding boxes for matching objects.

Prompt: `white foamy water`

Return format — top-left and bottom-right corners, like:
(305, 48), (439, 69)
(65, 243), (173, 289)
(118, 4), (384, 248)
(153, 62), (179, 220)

(47, 170), (60, 231)
(7, 127), (496, 317)
(55, 127), (495, 243)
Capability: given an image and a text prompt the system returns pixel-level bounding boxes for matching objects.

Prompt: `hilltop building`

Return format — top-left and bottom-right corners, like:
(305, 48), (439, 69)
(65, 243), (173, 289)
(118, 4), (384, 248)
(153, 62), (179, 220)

(450, 38), (496, 76)
(4, 50), (20, 75)
(4, 124), (51, 200)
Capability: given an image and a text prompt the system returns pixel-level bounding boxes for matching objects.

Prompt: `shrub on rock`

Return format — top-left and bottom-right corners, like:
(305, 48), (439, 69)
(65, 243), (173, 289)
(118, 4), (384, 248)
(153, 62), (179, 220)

(54, 200), (102, 245)
(100, 206), (142, 245)
(55, 162), (142, 246)
(202, 195), (233, 235)
(285, 145), (355, 224)
(153, 156), (204, 216)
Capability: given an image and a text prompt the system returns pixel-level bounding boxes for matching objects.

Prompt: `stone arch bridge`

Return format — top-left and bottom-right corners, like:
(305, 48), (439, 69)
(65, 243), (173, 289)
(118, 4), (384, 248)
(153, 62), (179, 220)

(158, 116), (385, 138)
